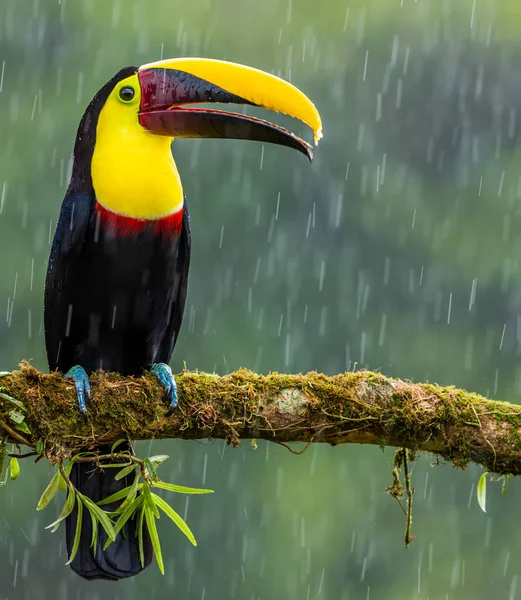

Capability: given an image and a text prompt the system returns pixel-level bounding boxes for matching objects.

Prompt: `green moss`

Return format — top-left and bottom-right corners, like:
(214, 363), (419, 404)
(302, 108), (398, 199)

(1, 363), (521, 475)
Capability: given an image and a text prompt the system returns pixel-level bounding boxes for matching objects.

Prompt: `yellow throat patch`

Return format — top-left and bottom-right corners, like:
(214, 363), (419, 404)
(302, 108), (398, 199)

(91, 74), (184, 221)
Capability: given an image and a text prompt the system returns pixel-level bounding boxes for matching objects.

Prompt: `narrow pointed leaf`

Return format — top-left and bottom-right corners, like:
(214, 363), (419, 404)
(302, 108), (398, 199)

(47, 485), (76, 532)
(115, 464), (137, 481)
(0, 393), (25, 411)
(97, 484), (138, 506)
(137, 504), (145, 568)
(104, 495), (144, 551)
(89, 507), (98, 556)
(151, 493), (197, 546)
(35, 440), (44, 455)
(477, 472), (488, 513)
(118, 475), (141, 512)
(111, 439), (127, 454)
(143, 482), (160, 518)
(37, 470), (62, 510)
(79, 494), (116, 542)
(154, 481), (213, 495)
(66, 495), (83, 564)
(145, 506), (164, 574)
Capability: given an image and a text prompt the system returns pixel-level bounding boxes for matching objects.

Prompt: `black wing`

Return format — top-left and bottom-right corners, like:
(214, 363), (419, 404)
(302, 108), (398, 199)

(154, 203), (191, 364)
(44, 190), (95, 372)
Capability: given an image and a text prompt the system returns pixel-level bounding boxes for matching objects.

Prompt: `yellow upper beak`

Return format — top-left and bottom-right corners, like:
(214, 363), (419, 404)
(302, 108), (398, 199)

(139, 57), (322, 146)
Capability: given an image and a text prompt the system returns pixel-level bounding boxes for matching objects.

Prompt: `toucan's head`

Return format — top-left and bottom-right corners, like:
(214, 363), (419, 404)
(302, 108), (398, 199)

(82, 57), (321, 160)
(73, 58), (322, 224)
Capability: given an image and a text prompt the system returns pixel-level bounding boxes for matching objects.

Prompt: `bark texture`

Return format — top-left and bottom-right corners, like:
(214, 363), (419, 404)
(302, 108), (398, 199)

(1, 363), (521, 474)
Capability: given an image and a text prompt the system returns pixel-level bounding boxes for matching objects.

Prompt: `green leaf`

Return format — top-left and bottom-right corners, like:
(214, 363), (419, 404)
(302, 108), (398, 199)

(14, 421), (31, 435)
(148, 455), (169, 466)
(46, 485), (76, 532)
(9, 457), (20, 480)
(111, 439), (127, 454)
(151, 492), (197, 546)
(66, 495), (83, 564)
(154, 481), (214, 495)
(0, 393), (25, 411)
(142, 481), (160, 518)
(0, 371), (11, 377)
(104, 495), (144, 551)
(144, 458), (158, 483)
(89, 504), (99, 556)
(477, 472), (488, 513)
(137, 503), (146, 568)
(35, 440), (44, 455)
(79, 494), (116, 542)
(37, 469), (62, 510)
(145, 505), (164, 574)
(118, 475), (141, 512)
(97, 484), (141, 506)
(57, 463), (73, 492)
(115, 464), (137, 481)
(9, 410), (25, 424)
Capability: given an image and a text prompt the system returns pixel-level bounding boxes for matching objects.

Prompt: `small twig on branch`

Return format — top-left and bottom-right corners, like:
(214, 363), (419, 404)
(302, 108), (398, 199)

(6, 451), (39, 459)
(0, 416), (32, 448)
(0, 362), (521, 475)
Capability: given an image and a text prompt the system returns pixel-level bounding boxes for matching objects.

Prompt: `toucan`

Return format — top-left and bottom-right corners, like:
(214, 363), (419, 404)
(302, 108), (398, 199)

(43, 57), (322, 580)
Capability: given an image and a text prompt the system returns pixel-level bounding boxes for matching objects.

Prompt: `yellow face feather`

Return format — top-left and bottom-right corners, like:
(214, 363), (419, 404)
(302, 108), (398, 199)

(91, 74), (183, 221)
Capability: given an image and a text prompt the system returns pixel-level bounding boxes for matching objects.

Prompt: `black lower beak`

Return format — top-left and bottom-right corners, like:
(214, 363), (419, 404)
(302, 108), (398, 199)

(139, 107), (313, 161)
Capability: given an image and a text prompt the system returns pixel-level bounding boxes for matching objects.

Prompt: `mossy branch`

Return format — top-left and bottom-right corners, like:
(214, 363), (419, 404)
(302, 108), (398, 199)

(1, 362), (521, 475)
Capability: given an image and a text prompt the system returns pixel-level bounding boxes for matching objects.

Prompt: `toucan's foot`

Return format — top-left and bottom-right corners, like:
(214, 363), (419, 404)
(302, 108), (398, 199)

(64, 365), (91, 415)
(151, 363), (178, 415)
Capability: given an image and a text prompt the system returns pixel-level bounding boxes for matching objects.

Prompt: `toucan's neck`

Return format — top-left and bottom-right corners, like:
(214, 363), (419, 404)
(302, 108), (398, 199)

(91, 124), (184, 221)
(66, 70), (184, 234)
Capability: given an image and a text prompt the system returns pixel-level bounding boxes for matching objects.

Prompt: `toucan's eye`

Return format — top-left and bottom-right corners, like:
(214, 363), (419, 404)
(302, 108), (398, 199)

(119, 86), (135, 102)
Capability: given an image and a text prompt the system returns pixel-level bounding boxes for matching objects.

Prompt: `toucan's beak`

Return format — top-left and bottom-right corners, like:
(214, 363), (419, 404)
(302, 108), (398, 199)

(137, 58), (322, 161)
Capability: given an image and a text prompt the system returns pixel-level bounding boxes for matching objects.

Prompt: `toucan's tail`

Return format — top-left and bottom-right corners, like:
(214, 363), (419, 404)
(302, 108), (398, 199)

(65, 443), (153, 581)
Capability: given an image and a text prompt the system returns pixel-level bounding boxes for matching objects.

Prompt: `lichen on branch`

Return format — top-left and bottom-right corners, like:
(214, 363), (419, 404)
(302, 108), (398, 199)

(1, 362), (521, 475)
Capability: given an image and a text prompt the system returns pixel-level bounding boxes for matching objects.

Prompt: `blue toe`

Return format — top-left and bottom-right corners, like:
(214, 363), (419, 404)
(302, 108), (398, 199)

(64, 365), (91, 415)
(151, 363), (178, 414)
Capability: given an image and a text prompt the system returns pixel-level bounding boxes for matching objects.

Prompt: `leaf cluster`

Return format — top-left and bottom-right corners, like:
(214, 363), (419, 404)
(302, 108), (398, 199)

(36, 445), (213, 573)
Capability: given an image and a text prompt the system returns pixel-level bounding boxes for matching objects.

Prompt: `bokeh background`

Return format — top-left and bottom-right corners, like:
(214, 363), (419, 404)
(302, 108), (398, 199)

(1, 0), (521, 598)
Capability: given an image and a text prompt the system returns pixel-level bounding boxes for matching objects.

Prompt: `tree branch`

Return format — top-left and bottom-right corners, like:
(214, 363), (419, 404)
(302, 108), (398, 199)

(1, 362), (521, 474)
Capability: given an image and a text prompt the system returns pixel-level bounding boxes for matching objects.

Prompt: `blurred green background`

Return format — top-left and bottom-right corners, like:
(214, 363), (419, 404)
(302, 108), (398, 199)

(2, 0), (521, 598)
